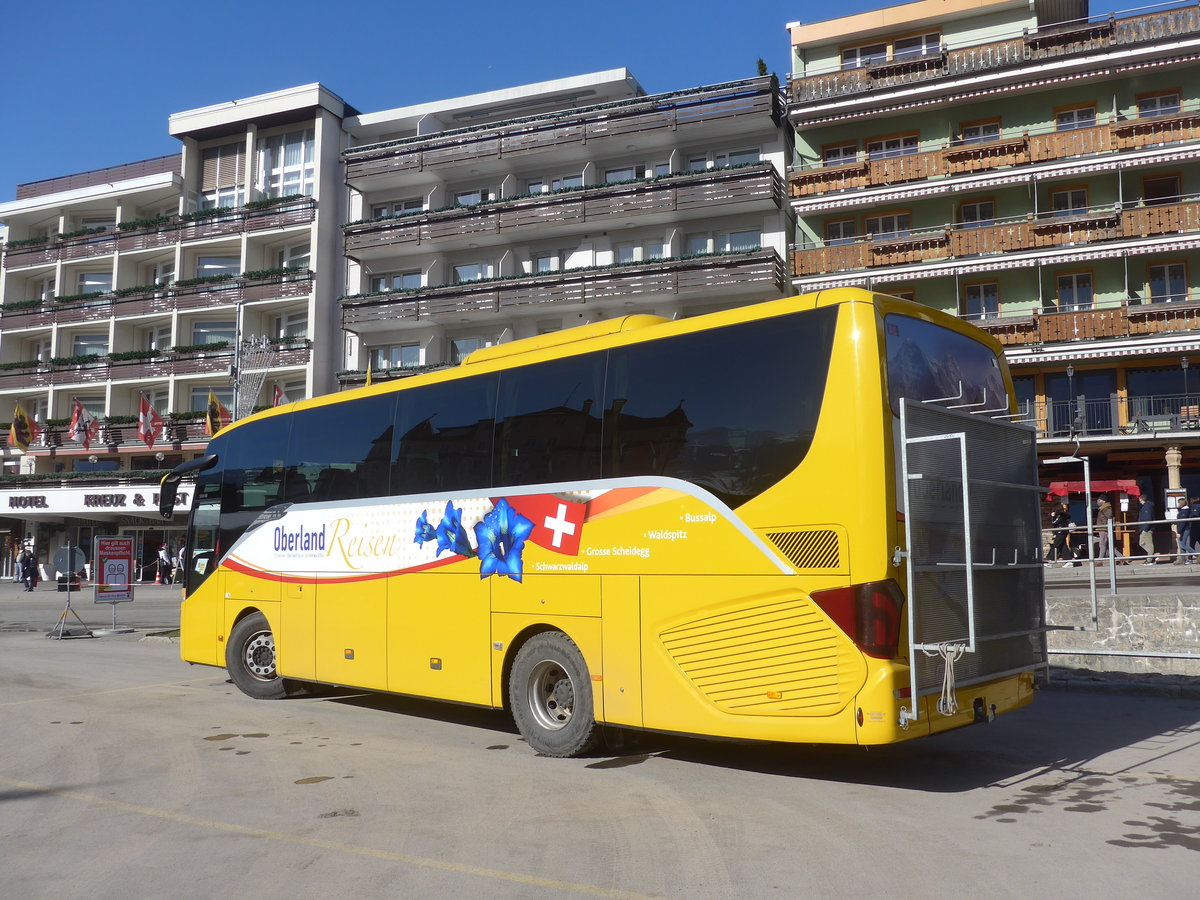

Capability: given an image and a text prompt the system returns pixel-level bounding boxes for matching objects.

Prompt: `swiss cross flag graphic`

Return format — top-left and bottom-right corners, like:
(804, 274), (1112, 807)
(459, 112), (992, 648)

(501, 495), (586, 556)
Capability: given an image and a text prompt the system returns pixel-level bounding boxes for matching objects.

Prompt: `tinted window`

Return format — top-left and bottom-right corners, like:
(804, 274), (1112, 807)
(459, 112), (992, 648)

(393, 374), (498, 494)
(604, 308), (838, 507)
(885, 314), (1006, 413)
(495, 354), (605, 486)
(285, 394), (399, 502)
(216, 418), (292, 554)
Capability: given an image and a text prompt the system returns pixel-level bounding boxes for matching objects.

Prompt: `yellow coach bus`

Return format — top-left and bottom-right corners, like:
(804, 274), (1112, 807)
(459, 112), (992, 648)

(161, 289), (1046, 756)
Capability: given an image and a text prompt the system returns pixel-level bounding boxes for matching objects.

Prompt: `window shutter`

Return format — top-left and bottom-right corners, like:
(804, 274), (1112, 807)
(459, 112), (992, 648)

(200, 142), (245, 191)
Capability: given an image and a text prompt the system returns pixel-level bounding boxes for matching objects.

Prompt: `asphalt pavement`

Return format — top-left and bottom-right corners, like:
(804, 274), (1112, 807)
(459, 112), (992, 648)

(0, 575), (182, 634)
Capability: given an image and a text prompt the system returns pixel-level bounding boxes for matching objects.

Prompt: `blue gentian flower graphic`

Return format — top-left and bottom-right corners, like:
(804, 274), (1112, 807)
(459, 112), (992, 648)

(435, 500), (474, 557)
(414, 510), (437, 547)
(474, 498), (534, 582)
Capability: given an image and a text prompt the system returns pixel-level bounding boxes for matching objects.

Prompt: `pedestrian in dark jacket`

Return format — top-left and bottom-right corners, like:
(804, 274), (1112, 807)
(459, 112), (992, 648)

(19, 547), (38, 591)
(1138, 495), (1157, 564)
(1047, 500), (1076, 566)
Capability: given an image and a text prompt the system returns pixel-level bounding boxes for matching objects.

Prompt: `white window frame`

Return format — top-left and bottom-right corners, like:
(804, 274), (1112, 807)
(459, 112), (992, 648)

(72, 333), (109, 356)
(1138, 92), (1181, 119)
(453, 262), (490, 283)
(823, 143), (858, 166)
(275, 241), (310, 271)
(274, 311), (308, 339)
(1055, 107), (1096, 131)
(959, 200), (995, 228)
(1149, 262), (1188, 302)
(866, 135), (919, 159)
(369, 343), (421, 370)
(960, 122), (1000, 145)
(145, 325), (172, 353)
(191, 386), (231, 412)
(191, 320), (236, 346)
(196, 256), (239, 279)
(1056, 272), (1094, 311)
(76, 271), (113, 295)
(963, 282), (1000, 320)
(369, 270), (422, 293)
(371, 198), (423, 218)
(866, 212), (911, 237)
(258, 128), (315, 198)
(1050, 188), (1089, 217)
(825, 219), (856, 245)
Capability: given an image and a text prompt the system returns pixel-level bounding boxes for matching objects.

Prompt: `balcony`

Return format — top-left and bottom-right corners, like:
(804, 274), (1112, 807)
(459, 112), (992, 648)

(0, 340), (309, 392)
(343, 77), (782, 188)
(341, 249), (789, 331)
(970, 294), (1200, 347)
(793, 196), (1200, 277)
(344, 164), (785, 260)
(1, 197), (315, 270)
(789, 4), (1200, 106)
(0, 272), (313, 329)
(789, 108), (1200, 199)
(1027, 393), (1200, 440)
(14, 417), (211, 452)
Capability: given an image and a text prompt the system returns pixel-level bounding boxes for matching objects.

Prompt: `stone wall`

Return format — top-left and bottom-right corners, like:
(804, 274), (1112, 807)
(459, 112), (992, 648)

(1045, 592), (1200, 677)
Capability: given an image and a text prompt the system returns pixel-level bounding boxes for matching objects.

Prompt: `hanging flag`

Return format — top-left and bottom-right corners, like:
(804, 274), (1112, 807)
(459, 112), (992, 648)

(138, 394), (164, 449)
(272, 383), (288, 407)
(205, 389), (231, 436)
(9, 404), (42, 452)
(70, 398), (100, 450)
(365, 361), (373, 387)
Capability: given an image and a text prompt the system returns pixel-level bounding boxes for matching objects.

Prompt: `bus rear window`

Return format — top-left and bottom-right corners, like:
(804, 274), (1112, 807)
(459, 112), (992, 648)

(884, 314), (1006, 415)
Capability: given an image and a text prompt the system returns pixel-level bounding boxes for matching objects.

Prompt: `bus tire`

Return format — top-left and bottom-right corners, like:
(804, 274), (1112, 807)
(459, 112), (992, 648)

(509, 631), (601, 757)
(226, 612), (290, 700)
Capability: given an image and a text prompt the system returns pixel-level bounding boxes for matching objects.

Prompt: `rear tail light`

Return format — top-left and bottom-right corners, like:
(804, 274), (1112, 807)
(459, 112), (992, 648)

(811, 579), (906, 659)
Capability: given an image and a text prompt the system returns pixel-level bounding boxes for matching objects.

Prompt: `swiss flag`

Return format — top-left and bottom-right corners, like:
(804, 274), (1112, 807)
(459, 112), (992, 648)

(501, 494), (586, 556)
(272, 383), (288, 407)
(138, 394), (164, 448)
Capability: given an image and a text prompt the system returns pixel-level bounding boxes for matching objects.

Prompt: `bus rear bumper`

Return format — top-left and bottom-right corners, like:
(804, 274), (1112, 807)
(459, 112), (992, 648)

(854, 667), (1037, 745)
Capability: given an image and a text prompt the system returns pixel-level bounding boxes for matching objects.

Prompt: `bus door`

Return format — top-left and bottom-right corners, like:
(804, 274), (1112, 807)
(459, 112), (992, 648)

(898, 400), (1046, 726)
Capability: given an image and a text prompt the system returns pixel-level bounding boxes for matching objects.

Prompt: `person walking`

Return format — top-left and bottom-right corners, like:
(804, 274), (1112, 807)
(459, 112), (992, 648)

(1094, 497), (1122, 565)
(1047, 499), (1076, 567)
(1138, 494), (1157, 565)
(157, 543), (172, 584)
(19, 545), (38, 591)
(1177, 496), (1198, 565)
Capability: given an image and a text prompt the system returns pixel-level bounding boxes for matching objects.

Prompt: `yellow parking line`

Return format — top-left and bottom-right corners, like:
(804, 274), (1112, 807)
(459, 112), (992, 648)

(0, 775), (674, 899)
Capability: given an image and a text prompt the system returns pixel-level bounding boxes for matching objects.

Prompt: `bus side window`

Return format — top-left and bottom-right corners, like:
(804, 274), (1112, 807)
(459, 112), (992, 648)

(285, 393), (399, 502)
(495, 354), (603, 487)
(394, 374), (498, 494)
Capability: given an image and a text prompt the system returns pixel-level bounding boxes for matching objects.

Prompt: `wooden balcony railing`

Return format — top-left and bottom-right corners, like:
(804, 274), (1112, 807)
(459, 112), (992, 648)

(790, 114), (1200, 198)
(793, 198), (1200, 276)
(789, 4), (1200, 104)
(2, 198), (315, 270)
(342, 249), (788, 329)
(0, 273), (313, 329)
(344, 165), (784, 258)
(970, 296), (1200, 347)
(343, 77), (781, 184)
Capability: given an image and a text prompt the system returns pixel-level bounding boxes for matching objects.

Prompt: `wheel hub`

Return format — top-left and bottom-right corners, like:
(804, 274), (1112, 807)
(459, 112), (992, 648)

(244, 632), (276, 679)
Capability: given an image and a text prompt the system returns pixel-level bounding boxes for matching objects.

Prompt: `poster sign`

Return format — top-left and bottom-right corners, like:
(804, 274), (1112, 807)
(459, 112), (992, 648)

(95, 537), (135, 604)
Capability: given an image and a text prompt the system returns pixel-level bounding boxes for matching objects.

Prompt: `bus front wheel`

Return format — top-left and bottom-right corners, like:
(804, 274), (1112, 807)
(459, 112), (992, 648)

(226, 612), (290, 700)
(509, 631), (601, 757)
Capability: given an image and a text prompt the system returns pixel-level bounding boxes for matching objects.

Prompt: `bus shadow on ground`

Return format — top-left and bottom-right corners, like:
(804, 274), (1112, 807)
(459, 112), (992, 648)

(313, 685), (1200, 793)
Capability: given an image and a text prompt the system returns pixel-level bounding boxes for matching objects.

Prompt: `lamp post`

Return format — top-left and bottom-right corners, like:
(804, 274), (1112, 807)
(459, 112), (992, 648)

(155, 451), (165, 470)
(1066, 364), (1079, 434)
(1183, 356), (1190, 405)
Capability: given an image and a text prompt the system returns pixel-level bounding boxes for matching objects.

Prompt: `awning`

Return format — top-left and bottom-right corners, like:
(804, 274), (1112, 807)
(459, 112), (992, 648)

(1045, 479), (1141, 499)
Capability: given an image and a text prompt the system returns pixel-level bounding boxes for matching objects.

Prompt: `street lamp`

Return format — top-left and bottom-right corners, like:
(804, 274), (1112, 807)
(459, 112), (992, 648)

(1182, 356), (1190, 404)
(155, 451), (165, 469)
(1066, 364), (1081, 435)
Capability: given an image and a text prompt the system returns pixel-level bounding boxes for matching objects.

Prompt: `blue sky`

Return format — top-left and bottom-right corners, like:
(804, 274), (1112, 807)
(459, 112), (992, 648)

(0, 0), (885, 194)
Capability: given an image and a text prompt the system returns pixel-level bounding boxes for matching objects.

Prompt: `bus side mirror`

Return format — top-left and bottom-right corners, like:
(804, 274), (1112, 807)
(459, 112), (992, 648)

(159, 455), (218, 518)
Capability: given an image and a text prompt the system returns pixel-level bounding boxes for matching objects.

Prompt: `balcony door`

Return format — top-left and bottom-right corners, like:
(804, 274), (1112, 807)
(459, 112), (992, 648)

(1045, 368), (1116, 437)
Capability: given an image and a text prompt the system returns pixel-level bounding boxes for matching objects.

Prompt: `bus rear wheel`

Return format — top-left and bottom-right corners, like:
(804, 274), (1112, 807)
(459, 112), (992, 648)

(226, 612), (290, 700)
(509, 631), (601, 757)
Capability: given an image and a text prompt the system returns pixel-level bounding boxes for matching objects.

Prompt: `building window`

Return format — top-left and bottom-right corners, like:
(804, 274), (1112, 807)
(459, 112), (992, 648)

(72, 334), (109, 357)
(371, 198), (423, 218)
(893, 32), (940, 60)
(614, 240), (666, 264)
(76, 271), (112, 294)
(200, 142), (246, 209)
(191, 321), (236, 345)
(196, 256), (239, 278)
(886, 288), (916, 302)
(369, 344), (420, 370)
(865, 212), (910, 238)
(959, 200), (995, 228)
(453, 188), (492, 206)
(1055, 106), (1096, 130)
(823, 143), (857, 166)
(276, 242), (310, 271)
(1138, 92), (1181, 119)
(687, 230), (759, 254)
(274, 312), (308, 339)
(145, 325), (172, 352)
(716, 149), (760, 167)
(150, 261), (174, 286)
(959, 121), (1000, 145)
(1143, 174), (1181, 206)
(29, 337), (51, 362)
(1149, 262), (1188, 303)
(604, 166), (637, 183)
(963, 282), (999, 320)
(1050, 187), (1088, 217)
(453, 263), (489, 283)
(1056, 272), (1093, 311)
(191, 386), (231, 412)
(370, 271), (422, 293)
(825, 220), (856, 245)
(259, 129), (315, 198)
(841, 41), (887, 69)
(866, 135), (918, 159)
(34, 276), (55, 301)
(450, 337), (487, 364)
